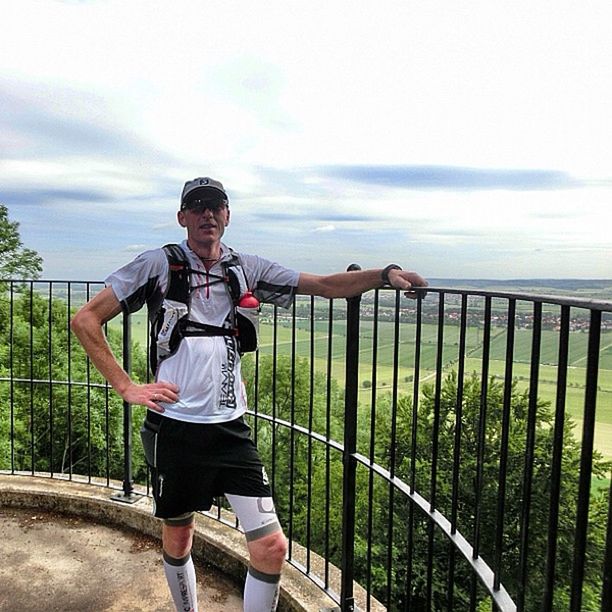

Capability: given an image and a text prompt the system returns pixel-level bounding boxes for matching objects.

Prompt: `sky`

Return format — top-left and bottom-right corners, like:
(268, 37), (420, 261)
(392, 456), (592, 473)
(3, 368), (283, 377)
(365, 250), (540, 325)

(1, 0), (611, 281)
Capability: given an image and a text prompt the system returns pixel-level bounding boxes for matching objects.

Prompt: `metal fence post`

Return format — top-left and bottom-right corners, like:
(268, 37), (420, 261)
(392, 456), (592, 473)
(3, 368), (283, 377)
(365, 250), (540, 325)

(112, 313), (142, 503)
(340, 263), (362, 612)
(603, 475), (612, 611)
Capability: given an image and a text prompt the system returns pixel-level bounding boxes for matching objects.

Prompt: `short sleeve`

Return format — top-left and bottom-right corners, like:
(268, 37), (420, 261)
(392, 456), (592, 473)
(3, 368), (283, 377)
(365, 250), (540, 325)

(237, 253), (299, 309)
(104, 248), (168, 315)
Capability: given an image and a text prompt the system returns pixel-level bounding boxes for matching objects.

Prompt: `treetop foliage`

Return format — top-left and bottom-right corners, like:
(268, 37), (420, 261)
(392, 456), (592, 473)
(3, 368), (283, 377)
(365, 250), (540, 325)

(0, 204), (43, 280)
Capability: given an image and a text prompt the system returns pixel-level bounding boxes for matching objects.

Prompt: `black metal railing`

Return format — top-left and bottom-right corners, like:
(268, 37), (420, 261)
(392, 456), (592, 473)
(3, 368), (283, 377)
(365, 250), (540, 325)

(1, 278), (611, 611)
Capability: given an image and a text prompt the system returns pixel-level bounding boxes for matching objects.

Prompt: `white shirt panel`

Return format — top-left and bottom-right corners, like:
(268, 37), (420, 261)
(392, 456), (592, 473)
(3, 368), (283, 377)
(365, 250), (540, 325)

(105, 240), (299, 424)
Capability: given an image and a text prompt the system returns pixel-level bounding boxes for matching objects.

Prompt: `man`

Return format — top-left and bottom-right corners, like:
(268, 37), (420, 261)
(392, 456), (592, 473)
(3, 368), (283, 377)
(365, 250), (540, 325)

(71, 177), (428, 611)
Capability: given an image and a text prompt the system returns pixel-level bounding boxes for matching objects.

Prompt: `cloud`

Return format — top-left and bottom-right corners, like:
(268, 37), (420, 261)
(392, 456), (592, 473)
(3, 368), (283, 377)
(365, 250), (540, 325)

(1, 2), (610, 281)
(0, 79), (174, 166)
(315, 212), (372, 222)
(1, 188), (112, 205)
(315, 165), (582, 191)
(249, 209), (372, 224)
(1, 83), (119, 157)
(152, 222), (178, 231)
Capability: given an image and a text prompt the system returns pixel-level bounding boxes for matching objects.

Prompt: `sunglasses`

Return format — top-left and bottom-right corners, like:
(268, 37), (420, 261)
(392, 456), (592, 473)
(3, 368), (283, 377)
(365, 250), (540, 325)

(182, 199), (228, 212)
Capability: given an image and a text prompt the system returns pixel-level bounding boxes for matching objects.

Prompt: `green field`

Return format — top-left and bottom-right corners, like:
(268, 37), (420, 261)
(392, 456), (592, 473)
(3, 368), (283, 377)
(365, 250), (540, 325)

(117, 309), (612, 459)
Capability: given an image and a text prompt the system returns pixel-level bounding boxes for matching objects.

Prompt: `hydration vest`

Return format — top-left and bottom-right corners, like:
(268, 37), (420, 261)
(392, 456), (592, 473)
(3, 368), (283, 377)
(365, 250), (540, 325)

(149, 244), (259, 373)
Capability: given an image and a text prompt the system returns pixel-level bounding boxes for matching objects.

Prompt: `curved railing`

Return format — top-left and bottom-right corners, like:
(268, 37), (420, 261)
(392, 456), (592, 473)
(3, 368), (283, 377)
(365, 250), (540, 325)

(1, 278), (611, 611)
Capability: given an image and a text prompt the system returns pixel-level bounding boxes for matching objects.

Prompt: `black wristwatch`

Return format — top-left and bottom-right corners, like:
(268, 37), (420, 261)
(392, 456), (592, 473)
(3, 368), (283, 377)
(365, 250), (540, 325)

(381, 264), (402, 286)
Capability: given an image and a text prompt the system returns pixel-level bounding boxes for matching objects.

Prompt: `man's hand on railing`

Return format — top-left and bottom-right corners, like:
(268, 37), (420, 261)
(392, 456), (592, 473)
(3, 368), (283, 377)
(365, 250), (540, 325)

(387, 268), (428, 299)
(118, 380), (180, 413)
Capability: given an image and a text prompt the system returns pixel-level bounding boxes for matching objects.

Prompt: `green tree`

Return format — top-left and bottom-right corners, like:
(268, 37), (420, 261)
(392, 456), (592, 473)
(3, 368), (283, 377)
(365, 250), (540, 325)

(241, 353), (346, 562)
(0, 287), (149, 483)
(0, 204), (43, 279)
(371, 372), (611, 610)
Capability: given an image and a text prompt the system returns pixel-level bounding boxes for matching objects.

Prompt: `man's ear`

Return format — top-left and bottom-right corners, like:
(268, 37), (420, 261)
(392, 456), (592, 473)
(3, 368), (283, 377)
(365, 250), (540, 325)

(177, 210), (186, 227)
(225, 209), (231, 226)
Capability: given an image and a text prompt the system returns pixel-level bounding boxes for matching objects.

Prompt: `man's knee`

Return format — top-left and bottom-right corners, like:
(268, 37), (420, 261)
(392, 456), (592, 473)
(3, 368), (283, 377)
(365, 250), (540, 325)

(248, 530), (287, 571)
(162, 513), (195, 558)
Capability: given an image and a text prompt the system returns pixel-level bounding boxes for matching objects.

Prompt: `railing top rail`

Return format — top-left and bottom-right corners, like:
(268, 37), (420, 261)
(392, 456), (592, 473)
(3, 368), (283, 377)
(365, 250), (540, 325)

(404, 285), (612, 312)
(1, 279), (105, 285)
(3, 278), (611, 311)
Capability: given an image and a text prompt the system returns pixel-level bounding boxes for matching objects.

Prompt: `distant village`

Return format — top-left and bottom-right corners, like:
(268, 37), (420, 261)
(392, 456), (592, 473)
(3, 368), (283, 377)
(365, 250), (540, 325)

(287, 293), (612, 333)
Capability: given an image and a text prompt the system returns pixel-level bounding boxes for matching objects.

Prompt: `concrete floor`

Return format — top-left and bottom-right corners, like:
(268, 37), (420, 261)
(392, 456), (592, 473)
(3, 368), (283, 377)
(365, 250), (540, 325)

(0, 475), (358, 612)
(0, 507), (244, 612)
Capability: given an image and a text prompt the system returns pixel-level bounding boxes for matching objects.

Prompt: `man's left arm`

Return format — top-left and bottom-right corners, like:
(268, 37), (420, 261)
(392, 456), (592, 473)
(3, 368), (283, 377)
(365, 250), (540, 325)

(296, 267), (428, 299)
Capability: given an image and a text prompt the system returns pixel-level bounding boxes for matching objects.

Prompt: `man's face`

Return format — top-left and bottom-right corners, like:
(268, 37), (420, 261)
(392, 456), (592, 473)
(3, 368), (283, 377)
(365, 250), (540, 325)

(178, 199), (230, 246)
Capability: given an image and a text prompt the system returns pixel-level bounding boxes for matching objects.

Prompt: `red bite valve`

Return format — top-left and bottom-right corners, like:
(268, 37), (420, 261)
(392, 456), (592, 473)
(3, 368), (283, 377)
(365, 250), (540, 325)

(238, 291), (260, 308)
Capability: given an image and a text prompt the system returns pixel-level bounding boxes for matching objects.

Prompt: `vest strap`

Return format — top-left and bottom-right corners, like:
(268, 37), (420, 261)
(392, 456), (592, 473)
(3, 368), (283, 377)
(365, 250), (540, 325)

(179, 318), (236, 338)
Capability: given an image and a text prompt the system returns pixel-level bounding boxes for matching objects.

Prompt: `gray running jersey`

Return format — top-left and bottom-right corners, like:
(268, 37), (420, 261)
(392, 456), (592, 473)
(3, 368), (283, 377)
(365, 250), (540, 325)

(105, 240), (299, 424)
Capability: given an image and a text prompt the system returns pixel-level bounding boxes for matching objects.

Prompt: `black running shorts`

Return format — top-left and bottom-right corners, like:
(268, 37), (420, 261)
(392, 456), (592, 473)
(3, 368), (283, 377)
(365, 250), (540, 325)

(140, 411), (272, 519)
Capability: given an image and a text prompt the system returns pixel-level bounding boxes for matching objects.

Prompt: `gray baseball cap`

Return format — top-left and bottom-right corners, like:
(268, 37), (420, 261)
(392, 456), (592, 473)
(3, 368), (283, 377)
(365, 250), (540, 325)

(181, 177), (228, 209)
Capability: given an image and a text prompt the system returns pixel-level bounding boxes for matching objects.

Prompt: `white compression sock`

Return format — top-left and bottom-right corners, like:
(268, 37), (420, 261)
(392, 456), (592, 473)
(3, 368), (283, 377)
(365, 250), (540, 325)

(163, 551), (198, 612)
(243, 565), (280, 612)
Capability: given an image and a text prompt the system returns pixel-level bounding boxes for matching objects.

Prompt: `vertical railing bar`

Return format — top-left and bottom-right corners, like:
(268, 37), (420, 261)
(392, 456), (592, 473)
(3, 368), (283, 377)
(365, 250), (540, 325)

(426, 292), (445, 608)
(67, 283), (73, 479)
(385, 289), (401, 608)
(447, 293), (468, 609)
(104, 322), (111, 487)
(451, 293), (468, 533)
(101, 296), (112, 487)
(146, 305), (152, 384)
(86, 283), (92, 482)
(542, 305), (570, 610)
(9, 282), (16, 474)
(410, 294), (423, 490)
(494, 298), (516, 591)
(145, 290), (156, 511)
(48, 283), (54, 477)
(340, 263), (362, 612)
(517, 301), (542, 611)
(119, 312), (134, 498)
(253, 334), (260, 446)
(288, 300), (297, 558)
(306, 296), (315, 573)
(389, 289), (401, 472)
(472, 295), (492, 560)
(366, 289), (380, 612)
(271, 305), (278, 497)
(324, 299), (334, 591)
(570, 309), (602, 612)
(29, 282), (35, 474)
(430, 292), (445, 509)
(602, 473), (612, 610)
(405, 292), (423, 609)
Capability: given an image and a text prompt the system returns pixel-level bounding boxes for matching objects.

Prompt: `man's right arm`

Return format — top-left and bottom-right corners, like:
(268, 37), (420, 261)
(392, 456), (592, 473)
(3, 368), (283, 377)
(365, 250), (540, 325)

(70, 286), (179, 411)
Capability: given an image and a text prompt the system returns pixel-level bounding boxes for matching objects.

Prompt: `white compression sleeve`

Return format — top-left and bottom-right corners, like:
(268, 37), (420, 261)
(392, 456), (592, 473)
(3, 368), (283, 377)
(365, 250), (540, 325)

(225, 494), (280, 540)
(163, 551), (198, 612)
(243, 565), (280, 612)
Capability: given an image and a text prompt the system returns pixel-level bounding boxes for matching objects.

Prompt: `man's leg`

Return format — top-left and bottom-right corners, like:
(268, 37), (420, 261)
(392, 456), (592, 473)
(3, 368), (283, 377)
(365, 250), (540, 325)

(226, 494), (287, 612)
(162, 513), (198, 612)
(244, 530), (287, 612)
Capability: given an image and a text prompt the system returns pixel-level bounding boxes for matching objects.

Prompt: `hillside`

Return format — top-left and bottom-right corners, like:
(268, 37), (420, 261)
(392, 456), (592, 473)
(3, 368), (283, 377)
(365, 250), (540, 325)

(427, 278), (612, 300)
